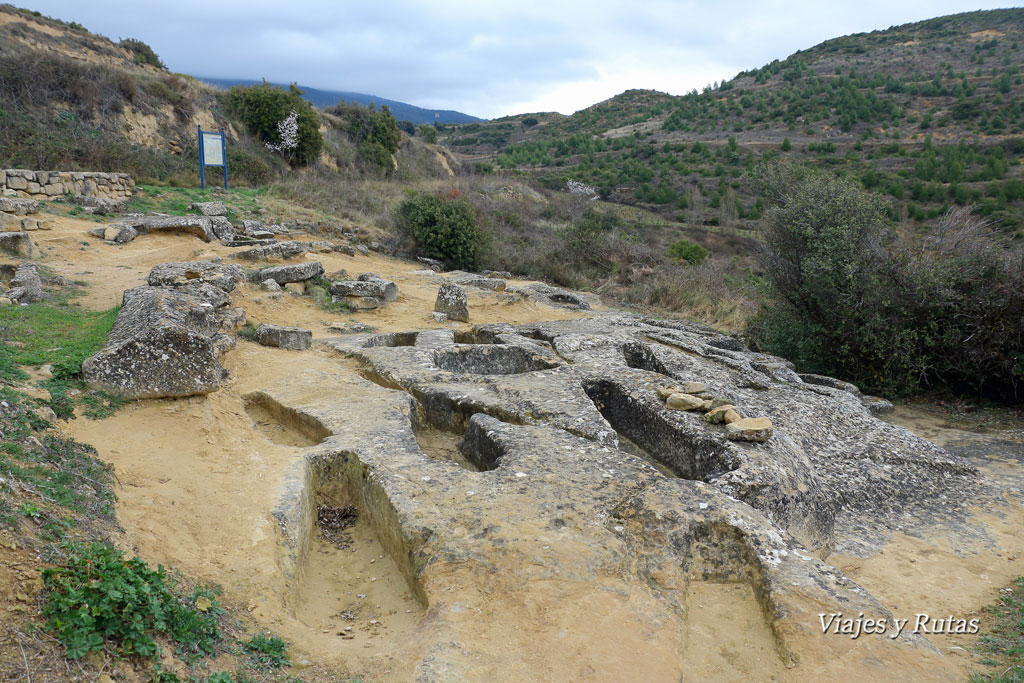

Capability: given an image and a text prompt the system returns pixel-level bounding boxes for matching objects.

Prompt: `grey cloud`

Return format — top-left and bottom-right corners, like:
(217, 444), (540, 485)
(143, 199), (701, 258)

(22, 0), (1016, 118)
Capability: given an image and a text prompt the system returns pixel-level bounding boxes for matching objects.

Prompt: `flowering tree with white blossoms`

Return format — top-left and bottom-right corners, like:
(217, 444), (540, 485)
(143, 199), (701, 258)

(265, 110), (299, 155)
(565, 178), (599, 220)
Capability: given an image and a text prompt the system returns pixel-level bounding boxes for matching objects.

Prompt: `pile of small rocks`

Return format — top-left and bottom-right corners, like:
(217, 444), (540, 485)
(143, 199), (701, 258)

(657, 382), (774, 442)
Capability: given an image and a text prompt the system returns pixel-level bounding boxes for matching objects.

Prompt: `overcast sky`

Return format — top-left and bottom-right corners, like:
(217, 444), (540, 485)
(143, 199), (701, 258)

(23, 1), (1018, 118)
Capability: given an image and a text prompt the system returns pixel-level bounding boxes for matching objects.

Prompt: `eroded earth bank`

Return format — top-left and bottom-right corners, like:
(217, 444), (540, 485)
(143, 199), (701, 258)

(17, 211), (1024, 681)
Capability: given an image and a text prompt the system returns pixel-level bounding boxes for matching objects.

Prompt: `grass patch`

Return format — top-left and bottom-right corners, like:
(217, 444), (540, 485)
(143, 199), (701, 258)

(0, 296), (126, 418)
(0, 387), (115, 541)
(972, 577), (1024, 682)
(237, 325), (259, 342)
(0, 299), (119, 381)
(126, 185), (267, 221)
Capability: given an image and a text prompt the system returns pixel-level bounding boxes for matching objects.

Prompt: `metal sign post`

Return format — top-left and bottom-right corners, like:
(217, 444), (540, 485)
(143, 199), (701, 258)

(197, 126), (228, 190)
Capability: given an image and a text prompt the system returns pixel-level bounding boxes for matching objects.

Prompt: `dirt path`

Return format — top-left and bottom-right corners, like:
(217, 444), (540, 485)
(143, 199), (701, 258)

(32, 213), (591, 674)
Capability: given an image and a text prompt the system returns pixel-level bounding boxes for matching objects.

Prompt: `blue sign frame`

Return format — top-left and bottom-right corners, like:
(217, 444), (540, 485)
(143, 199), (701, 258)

(198, 125), (228, 190)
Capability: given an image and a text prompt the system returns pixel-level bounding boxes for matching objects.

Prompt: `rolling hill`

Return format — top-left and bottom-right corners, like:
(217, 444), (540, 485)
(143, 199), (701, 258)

(442, 9), (1024, 238)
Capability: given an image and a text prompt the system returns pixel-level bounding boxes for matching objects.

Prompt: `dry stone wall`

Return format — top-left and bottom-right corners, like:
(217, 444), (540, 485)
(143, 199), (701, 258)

(0, 169), (134, 200)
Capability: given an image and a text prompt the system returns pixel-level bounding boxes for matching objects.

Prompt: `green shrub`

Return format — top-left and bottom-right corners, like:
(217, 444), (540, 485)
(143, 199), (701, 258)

(228, 83), (323, 165)
(119, 38), (165, 69)
(396, 193), (485, 268)
(42, 542), (222, 660)
(667, 238), (710, 265)
(245, 632), (289, 668)
(417, 124), (438, 143)
(749, 162), (1024, 400)
(327, 102), (402, 171)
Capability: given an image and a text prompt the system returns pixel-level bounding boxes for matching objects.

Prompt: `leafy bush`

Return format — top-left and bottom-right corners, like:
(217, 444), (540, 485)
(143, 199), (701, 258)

(667, 237), (710, 264)
(396, 193), (485, 268)
(245, 632), (289, 668)
(228, 82), (322, 165)
(42, 541), (221, 660)
(749, 162), (1024, 400)
(119, 38), (166, 69)
(359, 105), (401, 170)
(327, 102), (402, 171)
(417, 123), (438, 143)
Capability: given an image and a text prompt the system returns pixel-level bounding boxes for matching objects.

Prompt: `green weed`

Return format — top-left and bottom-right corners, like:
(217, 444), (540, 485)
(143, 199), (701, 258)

(42, 541), (223, 660)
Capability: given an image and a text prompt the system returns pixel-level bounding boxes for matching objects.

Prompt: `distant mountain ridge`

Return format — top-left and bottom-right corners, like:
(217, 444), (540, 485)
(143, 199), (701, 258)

(199, 77), (484, 125)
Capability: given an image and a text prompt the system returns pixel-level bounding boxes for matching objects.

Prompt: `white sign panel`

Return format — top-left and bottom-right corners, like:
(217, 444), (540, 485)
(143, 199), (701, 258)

(202, 133), (224, 166)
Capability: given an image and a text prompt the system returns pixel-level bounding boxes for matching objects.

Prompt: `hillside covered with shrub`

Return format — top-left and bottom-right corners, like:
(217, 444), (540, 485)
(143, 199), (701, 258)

(443, 9), (1024, 240)
(0, 4), (453, 187)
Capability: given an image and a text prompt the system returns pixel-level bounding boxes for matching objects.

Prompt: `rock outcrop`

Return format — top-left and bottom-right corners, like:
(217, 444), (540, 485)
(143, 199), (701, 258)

(82, 286), (229, 399)
(264, 309), (970, 677)
(233, 240), (310, 261)
(254, 324), (312, 350)
(3, 263), (44, 303)
(257, 262), (324, 285)
(147, 260), (244, 292)
(190, 201), (227, 216)
(114, 215), (218, 242)
(329, 279), (388, 310)
(434, 281), (468, 322)
(331, 314), (978, 555)
(0, 232), (33, 257)
(82, 259), (248, 399)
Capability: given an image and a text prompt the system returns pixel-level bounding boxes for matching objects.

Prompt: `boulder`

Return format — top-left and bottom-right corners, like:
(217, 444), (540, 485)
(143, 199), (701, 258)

(258, 261), (324, 285)
(329, 280), (387, 298)
(82, 286), (227, 399)
(102, 224), (138, 243)
(357, 273), (398, 301)
(283, 282), (305, 295)
(681, 381), (706, 394)
(0, 198), (38, 214)
(483, 270), (512, 279)
(0, 232), (33, 257)
(725, 417), (774, 442)
(261, 279), (282, 292)
(147, 260), (244, 292)
(0, 212), (23, 231)
(328, 280), (386, 310)
(254, 324), (312, 350)
(862, 395), (895, 416)
(417, 256), (444, 272)
(234, 241), (309, 261)
(118, 215), (217, 242)
(8, 263), (44, 303)
(452, 274), (506, 291)
(190, 201), (227, 216)
(332, 244), (356, 256)
(208, 216), (235, 241)
(74, 196), (125, 215)
(434, 282), (468, 322)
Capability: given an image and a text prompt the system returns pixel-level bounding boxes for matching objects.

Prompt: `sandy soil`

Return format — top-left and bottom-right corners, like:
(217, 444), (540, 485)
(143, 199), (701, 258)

(14, 212), (1024, 680)
(28, 213), (592, 675)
